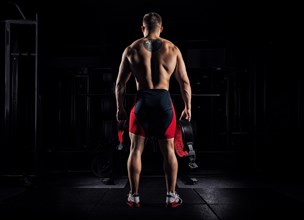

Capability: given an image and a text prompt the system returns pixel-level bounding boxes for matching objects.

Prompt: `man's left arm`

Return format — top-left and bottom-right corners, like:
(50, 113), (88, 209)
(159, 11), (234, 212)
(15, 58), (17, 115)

(115, 47), (132, 122)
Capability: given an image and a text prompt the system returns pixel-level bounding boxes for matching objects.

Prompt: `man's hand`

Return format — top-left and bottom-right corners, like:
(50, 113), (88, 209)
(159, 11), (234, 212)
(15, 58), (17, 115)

(180, 108), (191, 121)
(116, 108), (128, 122)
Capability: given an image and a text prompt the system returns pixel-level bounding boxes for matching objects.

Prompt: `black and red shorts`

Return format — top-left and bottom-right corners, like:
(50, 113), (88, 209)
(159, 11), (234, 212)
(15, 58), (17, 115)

(129, 89), (176, 139)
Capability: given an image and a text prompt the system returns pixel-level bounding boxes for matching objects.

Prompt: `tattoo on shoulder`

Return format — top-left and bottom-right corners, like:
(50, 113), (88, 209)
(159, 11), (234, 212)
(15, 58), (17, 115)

(143, 39), (163, 52)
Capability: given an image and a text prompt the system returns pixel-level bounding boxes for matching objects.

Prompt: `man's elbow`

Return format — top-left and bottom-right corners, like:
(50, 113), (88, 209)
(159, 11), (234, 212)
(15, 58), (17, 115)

(183, 79), (191, 88)
(115, 82), (126, 91)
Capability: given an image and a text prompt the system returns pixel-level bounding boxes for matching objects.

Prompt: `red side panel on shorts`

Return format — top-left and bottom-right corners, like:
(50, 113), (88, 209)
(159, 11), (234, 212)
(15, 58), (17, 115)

(129, 105), (145, 137)
(164, 102), (176, 139)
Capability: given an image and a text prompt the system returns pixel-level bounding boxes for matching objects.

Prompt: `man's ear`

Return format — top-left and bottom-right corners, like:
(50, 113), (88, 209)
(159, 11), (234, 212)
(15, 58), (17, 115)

(141, 26), (145, 33)
(160, 26), (163, 33)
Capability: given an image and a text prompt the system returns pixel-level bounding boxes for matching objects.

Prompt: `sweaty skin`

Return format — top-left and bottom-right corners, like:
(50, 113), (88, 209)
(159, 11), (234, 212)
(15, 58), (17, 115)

(128, 37), (182, 91)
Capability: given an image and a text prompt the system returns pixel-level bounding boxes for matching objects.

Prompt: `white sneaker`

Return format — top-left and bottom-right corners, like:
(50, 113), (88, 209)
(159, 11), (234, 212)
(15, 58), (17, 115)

(127, 193), (140, 208)
(166, 192), (183, 208)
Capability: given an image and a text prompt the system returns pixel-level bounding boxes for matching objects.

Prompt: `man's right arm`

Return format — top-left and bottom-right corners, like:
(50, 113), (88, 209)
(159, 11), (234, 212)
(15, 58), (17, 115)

(174, 48), (192, 121)
(115, 47), (132, 122)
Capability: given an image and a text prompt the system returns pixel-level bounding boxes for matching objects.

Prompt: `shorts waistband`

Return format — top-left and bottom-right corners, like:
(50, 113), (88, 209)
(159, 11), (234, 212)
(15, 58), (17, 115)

(136, 89), (169, 94)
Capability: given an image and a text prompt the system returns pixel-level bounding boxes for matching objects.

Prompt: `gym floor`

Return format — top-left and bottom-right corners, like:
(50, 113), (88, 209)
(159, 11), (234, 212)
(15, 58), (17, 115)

(1, 172), (303, 220)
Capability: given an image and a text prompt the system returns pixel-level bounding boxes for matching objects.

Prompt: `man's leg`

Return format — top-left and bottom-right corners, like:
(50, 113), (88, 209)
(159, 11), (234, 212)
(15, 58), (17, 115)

(127, 133), (145, 195)
(159, 138), (182, 207)
(158, 138), (178, 193)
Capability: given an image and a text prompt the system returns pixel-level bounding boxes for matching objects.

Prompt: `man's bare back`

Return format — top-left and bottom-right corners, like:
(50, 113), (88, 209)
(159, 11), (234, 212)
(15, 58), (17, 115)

(125, 37), (180, 91)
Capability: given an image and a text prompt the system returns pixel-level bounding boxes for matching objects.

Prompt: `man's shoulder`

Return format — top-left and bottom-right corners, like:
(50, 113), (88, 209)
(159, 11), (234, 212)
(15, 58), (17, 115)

(123, 39), (143, 55)
(160, 38), (174, 45)
(129, 38), (144, 48)
(160, 38), (180, 52)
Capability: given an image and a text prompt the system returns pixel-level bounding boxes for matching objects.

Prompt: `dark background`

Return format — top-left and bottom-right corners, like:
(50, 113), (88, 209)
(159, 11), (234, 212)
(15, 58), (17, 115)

(0, 0), (302, 182)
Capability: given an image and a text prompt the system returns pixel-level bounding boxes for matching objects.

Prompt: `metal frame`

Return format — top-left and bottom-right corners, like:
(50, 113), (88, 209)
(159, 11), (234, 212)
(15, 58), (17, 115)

(3, 16), (39, 174)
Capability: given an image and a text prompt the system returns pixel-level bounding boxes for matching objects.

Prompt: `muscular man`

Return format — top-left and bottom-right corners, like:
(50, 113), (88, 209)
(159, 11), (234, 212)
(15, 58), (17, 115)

(115, 12), (191, 208)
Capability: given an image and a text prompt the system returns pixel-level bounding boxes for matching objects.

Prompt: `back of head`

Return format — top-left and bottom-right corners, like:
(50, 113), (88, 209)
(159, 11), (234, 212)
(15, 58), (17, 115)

(142, 12), (162, 33)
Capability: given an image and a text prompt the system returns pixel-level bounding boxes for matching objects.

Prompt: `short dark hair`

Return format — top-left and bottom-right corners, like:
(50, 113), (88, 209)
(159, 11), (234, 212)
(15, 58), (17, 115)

(142, 12), (162, 32)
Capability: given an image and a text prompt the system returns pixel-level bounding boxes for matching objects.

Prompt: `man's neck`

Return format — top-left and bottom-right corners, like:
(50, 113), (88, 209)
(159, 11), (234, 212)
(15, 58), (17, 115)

(144, 32), (160, 39)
